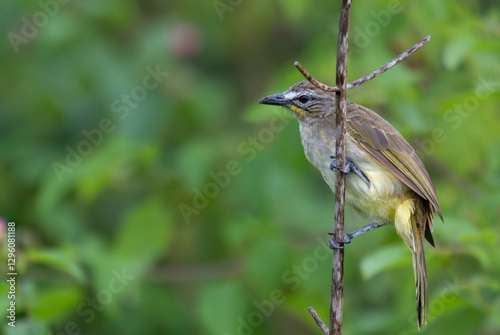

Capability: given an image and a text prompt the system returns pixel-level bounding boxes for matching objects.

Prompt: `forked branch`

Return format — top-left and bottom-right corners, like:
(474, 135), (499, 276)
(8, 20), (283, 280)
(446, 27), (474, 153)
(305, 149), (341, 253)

(295, 35), (431, 92)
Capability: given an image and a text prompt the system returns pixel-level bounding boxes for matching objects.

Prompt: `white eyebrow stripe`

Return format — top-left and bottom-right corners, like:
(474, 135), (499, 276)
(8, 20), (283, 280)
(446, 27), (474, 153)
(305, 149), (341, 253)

(283, 91), (298, 101)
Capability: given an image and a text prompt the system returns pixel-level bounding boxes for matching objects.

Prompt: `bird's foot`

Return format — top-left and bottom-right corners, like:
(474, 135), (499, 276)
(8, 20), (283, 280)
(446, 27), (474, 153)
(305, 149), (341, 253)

(327, 223), (382, 250)
(327, 232), (352, 250)
(329, 158), (352, 174)
(329, 157), (371, 188)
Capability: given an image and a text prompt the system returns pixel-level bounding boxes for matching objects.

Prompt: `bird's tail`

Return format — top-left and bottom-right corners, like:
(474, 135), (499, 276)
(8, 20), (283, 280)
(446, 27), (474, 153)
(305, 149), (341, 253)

(395, 198), (428, 330)
(411, 228), (427, 330)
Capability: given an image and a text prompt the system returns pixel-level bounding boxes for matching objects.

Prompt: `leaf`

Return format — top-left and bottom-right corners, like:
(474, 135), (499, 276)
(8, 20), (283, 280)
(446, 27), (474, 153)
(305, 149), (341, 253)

(442, 35), (474, 70)
(26, 249), (85, 283)
(360, 244), (409, 280)
(29, 286), (82, 321)
(112, 199), (172, 275)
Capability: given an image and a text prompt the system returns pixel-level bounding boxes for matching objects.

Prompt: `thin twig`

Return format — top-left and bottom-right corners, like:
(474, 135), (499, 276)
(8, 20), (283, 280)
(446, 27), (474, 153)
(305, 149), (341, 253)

(330, 1), (351, 334)
(347, 35), (430, 89)
(294, 35), (431, 92)
(308, 306), (329, 335)
(294, 61), (338, 92)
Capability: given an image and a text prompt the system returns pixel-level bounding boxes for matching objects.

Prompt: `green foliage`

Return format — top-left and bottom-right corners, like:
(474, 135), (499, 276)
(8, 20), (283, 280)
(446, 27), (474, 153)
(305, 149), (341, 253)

(198, 280), (248, 335)
(1, 0), (500, 334)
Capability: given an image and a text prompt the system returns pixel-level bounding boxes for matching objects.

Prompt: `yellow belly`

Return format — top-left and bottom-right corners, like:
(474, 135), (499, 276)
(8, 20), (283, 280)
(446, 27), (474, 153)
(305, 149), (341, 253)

(300, 126), (411, 226)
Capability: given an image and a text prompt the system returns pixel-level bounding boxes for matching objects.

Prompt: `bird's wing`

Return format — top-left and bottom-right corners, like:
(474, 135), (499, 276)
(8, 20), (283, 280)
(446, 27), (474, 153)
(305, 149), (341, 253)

(346, 102), (443, 223)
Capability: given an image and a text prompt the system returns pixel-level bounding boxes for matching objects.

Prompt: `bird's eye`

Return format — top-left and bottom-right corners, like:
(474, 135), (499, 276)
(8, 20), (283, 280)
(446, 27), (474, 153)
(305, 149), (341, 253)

(298, 95), (310, 104)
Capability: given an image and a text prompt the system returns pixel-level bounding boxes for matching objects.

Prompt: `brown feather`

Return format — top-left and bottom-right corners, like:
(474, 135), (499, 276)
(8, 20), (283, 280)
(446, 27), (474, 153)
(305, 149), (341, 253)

(346, 102), (444, 225)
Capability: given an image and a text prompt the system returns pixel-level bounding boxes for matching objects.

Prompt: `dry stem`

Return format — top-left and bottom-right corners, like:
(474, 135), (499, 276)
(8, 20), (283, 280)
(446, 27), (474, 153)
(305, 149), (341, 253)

(308, 306), (329, 335)
(294, 35), (431, 92)
(328, 0), (351, 334)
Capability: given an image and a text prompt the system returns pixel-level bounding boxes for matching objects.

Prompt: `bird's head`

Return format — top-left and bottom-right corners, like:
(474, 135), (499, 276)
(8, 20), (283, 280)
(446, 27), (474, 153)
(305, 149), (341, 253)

(259, 81), (336, 123)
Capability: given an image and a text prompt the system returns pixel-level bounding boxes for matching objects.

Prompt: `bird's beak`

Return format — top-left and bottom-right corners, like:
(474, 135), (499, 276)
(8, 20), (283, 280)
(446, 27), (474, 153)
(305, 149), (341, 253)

(259, 93), (287, 106)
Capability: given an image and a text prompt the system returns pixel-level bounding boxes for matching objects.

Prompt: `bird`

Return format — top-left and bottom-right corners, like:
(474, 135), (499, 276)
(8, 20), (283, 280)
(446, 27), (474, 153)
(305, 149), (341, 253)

(259, 80), (443, 330)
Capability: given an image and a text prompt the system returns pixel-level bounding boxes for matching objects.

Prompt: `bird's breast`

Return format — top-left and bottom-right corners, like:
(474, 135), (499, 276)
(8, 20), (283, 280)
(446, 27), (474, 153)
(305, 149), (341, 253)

(299, 123), (410, 225)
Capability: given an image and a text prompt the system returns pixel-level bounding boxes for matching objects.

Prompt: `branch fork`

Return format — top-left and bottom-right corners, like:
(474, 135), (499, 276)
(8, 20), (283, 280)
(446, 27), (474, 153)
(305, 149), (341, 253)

(296, 3), (431, 334)
(295, 35), (430, 93)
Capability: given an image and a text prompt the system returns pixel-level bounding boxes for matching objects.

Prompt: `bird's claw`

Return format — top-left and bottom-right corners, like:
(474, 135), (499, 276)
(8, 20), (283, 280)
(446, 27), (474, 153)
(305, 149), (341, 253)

(329, 158), (351, 174)
(329, 156), (371, 188)
(327, 231), (352, 250)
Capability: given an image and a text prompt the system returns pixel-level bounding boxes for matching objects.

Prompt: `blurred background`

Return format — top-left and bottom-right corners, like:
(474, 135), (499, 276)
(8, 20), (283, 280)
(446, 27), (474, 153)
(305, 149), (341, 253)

(1, 0), (500, 334)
